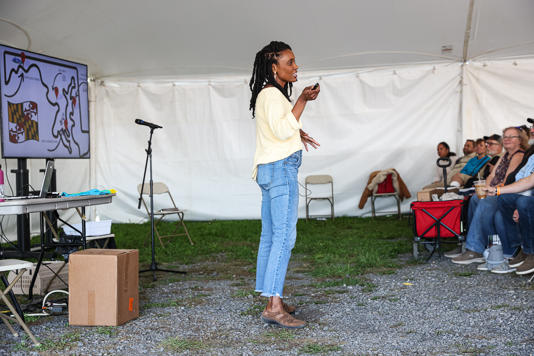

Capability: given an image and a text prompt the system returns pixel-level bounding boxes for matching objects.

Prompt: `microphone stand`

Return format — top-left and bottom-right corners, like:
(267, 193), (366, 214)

(138, 126), (185, 281)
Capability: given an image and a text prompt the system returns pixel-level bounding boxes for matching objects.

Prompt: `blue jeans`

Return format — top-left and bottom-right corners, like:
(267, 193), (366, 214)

(466, 195), (519, 256)
(255, 150), (301, 298)
(465, 196), (497, 254)
(497, 194), (534, 254)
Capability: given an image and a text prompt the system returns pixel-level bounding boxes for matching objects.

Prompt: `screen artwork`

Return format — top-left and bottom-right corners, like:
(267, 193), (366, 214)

(0, 44), (90, 158)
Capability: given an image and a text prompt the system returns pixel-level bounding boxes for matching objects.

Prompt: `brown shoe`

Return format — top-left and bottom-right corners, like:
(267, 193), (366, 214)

(261, 310), (306, 329)
(516, 254), (534, 275)
(282, 301), (296, 315)
(451, 250), (484, 265)
(510, 249), (527, 268)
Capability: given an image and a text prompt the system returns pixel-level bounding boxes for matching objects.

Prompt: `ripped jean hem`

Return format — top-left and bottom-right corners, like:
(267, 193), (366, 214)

(257, 291), (284, 298)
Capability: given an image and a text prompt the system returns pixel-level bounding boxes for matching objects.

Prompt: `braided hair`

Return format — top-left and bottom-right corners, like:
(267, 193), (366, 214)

(249, 41), (293, 117)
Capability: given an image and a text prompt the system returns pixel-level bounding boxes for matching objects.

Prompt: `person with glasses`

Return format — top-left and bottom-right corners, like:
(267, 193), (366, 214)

(505, 119), (534, 185)
(451, 127), (528, 270)
(463, 134), (503, 188)
(486, 153), (534, 276)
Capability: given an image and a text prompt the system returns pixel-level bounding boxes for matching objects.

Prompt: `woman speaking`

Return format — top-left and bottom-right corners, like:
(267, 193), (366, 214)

(249, 41), (320, 329)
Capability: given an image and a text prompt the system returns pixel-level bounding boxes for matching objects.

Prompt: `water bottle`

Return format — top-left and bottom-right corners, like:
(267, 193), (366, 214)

(0, 164), (4, 202)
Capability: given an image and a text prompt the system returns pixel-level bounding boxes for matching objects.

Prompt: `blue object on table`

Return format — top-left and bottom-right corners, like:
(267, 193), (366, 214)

(60, 189), (115, 197)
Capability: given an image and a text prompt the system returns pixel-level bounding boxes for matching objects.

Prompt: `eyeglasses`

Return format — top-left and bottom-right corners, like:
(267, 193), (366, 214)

(485, 142), (500, 146)
(502, 135), (519, 140)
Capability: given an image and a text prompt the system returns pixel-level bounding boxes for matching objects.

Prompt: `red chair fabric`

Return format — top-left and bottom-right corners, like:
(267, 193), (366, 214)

(376, 173), (395, 194)
(411, 200), (463, 238)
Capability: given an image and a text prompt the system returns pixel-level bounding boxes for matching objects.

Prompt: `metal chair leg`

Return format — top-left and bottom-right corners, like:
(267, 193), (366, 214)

(0, 270), (40, 346)
(396, 195), (401, 219)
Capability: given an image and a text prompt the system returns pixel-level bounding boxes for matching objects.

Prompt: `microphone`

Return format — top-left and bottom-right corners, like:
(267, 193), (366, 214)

(134, 119), (162, 129)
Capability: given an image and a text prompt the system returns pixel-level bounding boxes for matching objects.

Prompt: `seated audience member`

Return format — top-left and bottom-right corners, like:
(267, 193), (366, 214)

(450, 139), (476, 177)
(488, 154), (534, 275)
(450, 127), (528, 267)
(429, 142), (456, 186)
(463, 135), (503, 188)
(504, 120), (534, 184)
(457, 139), (476, 164)
(423, 141), (464, 189)
(449, 138), (490, 187)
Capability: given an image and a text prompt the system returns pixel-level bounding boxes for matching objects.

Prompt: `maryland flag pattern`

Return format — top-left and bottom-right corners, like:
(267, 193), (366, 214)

(8, 101), (39, 143)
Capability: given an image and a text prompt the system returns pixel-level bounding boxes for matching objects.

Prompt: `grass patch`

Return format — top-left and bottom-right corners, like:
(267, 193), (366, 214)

(454, 271), (475, 277)
(112, 216), (412, 282)
(232, 289), (255, 298)
(240, 304), (264, 316)
(18, 331), (82, 352)
(491, 304), (509, 310)
(263, 329), (296, 341)
(456, 344), (488, 354)
(390, 322), (404, 328)
(95, 326), (117, 337)
(160, 337), (204, 352)
(299, 343), (342, 354)
(143, 294), (206, 309)
(313, 277), (377, 292)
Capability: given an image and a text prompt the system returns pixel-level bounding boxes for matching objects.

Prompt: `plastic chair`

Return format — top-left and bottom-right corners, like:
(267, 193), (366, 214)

(138, 182), (193, 247)
(371, 173), (401, 219)
(0, 259), (40, 346)
(305, 175), (334, 220)
(411, 199), (465, 260)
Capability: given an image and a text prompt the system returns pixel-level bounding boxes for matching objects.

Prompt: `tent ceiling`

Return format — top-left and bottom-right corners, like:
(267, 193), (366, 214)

(1, 0), (534, 80)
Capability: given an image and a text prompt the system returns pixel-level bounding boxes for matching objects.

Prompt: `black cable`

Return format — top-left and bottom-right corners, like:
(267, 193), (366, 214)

(3, 158), (14, 196)
(0, 215), (18, 250)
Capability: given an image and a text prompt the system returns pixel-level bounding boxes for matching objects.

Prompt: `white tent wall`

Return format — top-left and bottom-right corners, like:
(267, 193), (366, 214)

(462, 58), (534, 138)
(92, 62), (463, 222)
(4, 57), (534, 240)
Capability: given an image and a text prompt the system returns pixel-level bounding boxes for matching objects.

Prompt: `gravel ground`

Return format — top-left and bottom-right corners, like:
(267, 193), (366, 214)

(1, 255), (533, 355)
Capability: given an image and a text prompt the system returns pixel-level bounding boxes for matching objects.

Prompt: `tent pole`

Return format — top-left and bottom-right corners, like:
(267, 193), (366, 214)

(459, 0), (475, 150)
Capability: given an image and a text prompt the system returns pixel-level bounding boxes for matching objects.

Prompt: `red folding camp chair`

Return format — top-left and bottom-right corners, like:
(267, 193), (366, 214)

(411, 199), (465, 259)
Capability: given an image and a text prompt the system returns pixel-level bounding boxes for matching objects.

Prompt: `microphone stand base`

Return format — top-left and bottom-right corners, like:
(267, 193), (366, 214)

(140, 264), (186, 282)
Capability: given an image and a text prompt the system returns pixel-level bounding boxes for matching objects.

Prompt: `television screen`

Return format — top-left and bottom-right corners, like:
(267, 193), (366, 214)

(0, 44), (89, 158)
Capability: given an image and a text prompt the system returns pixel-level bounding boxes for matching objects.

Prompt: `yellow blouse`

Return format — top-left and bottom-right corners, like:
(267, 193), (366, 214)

(252, 87), (303, 179)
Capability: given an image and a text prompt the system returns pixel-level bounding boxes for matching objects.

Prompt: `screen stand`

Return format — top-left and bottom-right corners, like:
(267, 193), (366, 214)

(11, 158), (30, 253)
(40, 159), (57, 247)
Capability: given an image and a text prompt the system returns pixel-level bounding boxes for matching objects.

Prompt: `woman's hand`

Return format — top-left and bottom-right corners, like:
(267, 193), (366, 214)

(300, 84), (320, 101)
(485, 186), (498, 196)
(513, 209), (519, 223)
(300, 129), (320, 151)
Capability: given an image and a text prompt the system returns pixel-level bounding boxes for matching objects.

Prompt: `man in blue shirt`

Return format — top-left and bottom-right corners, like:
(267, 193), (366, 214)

(450, 138), (491, 187)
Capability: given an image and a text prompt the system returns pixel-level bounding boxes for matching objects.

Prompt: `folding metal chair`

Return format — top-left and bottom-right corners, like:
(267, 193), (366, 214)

(305, 175), (334, 220)
(86, 234), (116, 249)
(138, 182), (193, 247)
(411, 199), (465, 260)
(0, 259), (40, 346)
(371, 173), (401, 219)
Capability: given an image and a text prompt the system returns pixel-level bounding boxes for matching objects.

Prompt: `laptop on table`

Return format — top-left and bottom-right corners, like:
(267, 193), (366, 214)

(3, 161), (55, 200)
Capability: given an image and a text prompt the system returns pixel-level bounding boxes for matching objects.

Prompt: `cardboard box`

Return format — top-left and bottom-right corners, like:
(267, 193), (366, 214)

(7, 261), (68, 295)
(69, 249), (139, 326)
(417, 188), (460, 202)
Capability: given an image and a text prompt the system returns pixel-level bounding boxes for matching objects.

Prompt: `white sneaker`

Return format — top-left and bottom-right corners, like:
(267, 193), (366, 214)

(477, 263), (490, 271)
(490, 262), (516, 274)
